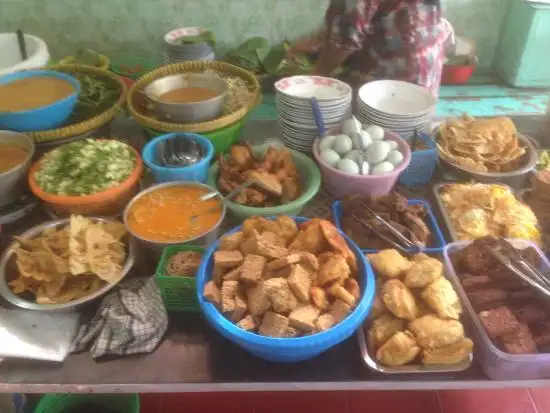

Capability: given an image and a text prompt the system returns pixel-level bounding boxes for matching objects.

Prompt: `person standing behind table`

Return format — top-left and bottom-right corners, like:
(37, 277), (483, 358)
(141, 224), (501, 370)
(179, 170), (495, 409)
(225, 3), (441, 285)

(287, 0), (449, 99)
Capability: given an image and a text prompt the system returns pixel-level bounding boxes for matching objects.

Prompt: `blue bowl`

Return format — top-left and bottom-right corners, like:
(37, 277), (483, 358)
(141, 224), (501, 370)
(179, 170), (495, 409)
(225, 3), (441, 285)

(332, 199), (447, 254)
(196, 216), (376, 362)
(142, 132), (214, 183)
(0, 70), (80, 132)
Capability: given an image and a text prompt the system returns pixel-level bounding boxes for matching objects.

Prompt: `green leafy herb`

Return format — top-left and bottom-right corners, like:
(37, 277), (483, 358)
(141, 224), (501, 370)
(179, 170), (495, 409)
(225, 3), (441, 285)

(179, 31), (216, 46)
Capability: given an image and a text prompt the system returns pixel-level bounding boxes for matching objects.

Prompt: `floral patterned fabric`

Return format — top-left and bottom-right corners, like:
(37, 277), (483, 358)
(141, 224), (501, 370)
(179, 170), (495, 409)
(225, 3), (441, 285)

(325, 0), (449, 97)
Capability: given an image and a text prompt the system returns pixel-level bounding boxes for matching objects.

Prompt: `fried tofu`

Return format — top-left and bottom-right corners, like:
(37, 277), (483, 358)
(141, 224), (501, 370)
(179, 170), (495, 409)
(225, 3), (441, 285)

(287, 264), (312, 302)
(330, 299), (352, 323)
(265, 277), (299, 313)
(231, 288), (248, 322)
(249, 171), (283, 196)
(240, 230), (263, 255)
(260, 231), (286, 248)
(286, 326), (302, 338)
(289, 305), (321, 332)
(408, 314), (465, 349)
(368, 313), (406, 350)
(237, 315), (258, 332)
(421, 277), (462, 320)
(258, 311), (289, 337)
(214, 250), (244, 269)
(203, 280), (221, 307)
(212, 266), (226, 285)
(246, 281), (271, 316)
(240, 254), (266, 284)
(369, 249), (412, 279)
(219, 231), (244, 251)
(329, 284), (356, 307)
(316, 313), (336, 332)
(403, 257), (443, 288)
(317, 255), (350, 286)
(266, 254), (302, 272)
(421, 338), (473, 365)
(256, 242), (288, 260)
(381, 279), (418, 321)
(223, 265), (242, 281)
(265, 264), (292, 279)
(345, 278), (361, 302)
(376, 331), (421, 366)
(221, 280), (239, 313)
(311, 287), (330, 310)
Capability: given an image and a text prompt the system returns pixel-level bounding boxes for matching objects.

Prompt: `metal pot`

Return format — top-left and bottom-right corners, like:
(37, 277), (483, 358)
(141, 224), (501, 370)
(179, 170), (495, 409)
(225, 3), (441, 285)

(143, 73), (227, 123)
(0, 217), (136, 312)
(0, 131), (35, 207)
(438, 134), (538, 189)
(122, 181), (226, 254)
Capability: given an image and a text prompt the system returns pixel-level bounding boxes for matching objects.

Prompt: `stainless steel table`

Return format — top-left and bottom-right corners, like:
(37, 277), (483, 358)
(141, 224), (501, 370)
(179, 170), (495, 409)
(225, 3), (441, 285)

(1, 117), (549, 394)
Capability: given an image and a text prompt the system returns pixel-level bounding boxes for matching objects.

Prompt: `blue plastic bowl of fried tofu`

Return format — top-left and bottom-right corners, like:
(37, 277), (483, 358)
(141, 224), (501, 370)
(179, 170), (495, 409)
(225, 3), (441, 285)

(196, 216), (376, 362)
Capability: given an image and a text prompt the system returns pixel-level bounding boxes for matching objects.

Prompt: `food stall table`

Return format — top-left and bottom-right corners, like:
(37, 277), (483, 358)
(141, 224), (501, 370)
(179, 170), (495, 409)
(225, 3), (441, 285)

(0, 117), (549, 394)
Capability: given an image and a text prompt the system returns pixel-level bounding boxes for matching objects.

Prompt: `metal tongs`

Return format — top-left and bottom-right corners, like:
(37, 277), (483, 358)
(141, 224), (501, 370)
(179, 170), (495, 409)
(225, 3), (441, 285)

(483, 239), (550, 298)
(350, 204), (420, 256)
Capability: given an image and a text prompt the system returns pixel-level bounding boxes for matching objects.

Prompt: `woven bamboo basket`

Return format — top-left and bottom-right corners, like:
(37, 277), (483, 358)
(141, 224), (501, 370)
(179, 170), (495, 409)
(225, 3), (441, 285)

(27, 64), (127, 143)
(127, 61), (260, 134)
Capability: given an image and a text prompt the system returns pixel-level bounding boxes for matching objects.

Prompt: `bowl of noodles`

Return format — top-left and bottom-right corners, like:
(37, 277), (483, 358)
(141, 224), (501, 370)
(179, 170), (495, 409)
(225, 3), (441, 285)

(0, 215), (136, 311)
(437, 115), (537, 189)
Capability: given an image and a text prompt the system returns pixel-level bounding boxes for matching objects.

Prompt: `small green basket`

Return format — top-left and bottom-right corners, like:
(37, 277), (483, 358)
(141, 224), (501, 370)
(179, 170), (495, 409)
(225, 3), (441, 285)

(155, 245), (204, 312)
(35, 394), (139, 413)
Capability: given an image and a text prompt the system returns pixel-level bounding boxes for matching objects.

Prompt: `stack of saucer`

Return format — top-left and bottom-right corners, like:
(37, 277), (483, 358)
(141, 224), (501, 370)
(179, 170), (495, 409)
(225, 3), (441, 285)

(356, 80), (436, 139)
(163, 27), (215, 64)
(275, 76), (352, 152)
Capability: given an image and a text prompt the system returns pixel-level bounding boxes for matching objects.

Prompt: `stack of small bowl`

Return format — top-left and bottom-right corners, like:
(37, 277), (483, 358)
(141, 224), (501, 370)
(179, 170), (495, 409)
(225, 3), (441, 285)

(163, 27), (215, 64)
(275, 76), (352, 152)
(356, 80), (436, 139)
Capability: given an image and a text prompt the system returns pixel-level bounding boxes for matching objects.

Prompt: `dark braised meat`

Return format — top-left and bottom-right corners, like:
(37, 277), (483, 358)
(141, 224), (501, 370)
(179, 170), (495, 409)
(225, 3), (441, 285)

(340, 192), (432, 250)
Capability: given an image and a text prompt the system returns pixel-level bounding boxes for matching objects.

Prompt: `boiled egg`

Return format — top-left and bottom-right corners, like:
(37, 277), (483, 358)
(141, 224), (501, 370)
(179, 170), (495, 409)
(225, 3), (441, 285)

(360, 161), (370, 175)
(364, 125), (385, 141)
(319, 135), (337, 152)
(337, 158), (360, 175)
(332, 134), (353, 154)
(344, 150), (363, 163)
(371, 161), (395, 175)
(365, 141), (391, 165)
(387, 140), (399, 151)
(353, 130), (373, 150)
(320, 148), (340, 167)
(342, 117), (361, 137)
(386, 150), (404, 166)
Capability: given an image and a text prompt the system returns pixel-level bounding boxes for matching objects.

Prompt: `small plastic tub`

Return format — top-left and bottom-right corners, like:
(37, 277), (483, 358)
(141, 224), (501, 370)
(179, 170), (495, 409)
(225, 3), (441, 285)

(313, 130), (411, 198)
(155, 245), (204, 313)
(443, 239), (550, 380)
(196, 216), (376, 363)
(142, 132), (214, 183)
(331, 199), (446, 253)
(28, 140), (143, 217)
(399, 132), (437, 187)
(0, 70), (80, 132)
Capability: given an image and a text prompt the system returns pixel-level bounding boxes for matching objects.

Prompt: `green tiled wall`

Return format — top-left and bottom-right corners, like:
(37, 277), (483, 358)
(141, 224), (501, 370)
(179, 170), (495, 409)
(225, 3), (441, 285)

(2, 0), (508, 67)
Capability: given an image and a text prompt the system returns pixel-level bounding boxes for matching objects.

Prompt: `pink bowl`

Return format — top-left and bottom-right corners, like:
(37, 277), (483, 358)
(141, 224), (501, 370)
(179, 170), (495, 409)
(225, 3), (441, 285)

(313, 130), (411, 198)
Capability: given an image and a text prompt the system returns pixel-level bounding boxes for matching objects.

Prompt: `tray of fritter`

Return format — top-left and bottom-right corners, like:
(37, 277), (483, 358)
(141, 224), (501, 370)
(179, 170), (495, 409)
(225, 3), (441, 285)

(358, 249), (473, 374)
(333, 192), (446, 253)
(433, 182), (541, 245)
(444, 236), (550, 380)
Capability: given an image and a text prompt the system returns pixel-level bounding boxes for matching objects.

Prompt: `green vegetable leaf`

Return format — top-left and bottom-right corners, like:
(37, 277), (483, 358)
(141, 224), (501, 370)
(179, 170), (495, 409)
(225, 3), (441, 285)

(179, 30), (216, 45)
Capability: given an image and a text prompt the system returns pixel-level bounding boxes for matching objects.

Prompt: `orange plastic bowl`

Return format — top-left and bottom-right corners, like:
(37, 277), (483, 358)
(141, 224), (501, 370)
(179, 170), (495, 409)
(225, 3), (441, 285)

(28, 140), (143, 217)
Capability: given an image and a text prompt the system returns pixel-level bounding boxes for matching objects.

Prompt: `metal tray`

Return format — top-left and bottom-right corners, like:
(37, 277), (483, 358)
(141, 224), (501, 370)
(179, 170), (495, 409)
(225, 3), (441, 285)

(357, 323), (473, 374)
(432, 182), (516, 243)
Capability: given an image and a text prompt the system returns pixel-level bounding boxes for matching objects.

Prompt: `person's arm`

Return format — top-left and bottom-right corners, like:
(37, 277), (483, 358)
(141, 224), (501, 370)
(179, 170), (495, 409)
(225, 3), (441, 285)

(315, 0), (380, 76)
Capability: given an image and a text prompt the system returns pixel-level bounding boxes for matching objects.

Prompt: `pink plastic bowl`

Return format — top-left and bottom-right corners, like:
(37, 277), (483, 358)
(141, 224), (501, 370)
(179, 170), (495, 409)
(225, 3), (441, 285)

(313, 130), (412, 198)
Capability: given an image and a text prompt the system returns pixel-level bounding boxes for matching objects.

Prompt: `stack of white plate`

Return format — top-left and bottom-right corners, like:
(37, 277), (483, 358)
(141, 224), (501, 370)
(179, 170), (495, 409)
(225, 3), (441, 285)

(163, 27), (215, 64)
(275, 76), (352, 152)
(356, 80), (436, 139)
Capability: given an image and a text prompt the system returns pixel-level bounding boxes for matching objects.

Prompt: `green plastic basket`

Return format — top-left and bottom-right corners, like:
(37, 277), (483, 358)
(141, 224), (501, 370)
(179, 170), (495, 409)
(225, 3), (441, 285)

(35, 394), (139, 413)
(155, 245), (205, 312)
(144, 117), (246, 154)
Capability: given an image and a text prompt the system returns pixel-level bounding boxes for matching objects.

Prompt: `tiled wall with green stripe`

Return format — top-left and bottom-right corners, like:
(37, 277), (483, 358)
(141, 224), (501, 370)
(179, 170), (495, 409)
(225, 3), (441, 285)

(2, 0), (508, 67)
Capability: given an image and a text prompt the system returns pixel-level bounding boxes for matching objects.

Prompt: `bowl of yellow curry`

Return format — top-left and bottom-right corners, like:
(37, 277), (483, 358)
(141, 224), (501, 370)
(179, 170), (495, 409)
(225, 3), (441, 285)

(0, 131), (35, 207)
(0, 70), (80, 132)
(123, 181), (226, 252)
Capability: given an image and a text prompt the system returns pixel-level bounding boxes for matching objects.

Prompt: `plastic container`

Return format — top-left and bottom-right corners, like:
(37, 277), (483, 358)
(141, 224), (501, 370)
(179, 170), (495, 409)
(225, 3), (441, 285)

(144, 117), (246, 154)
(0, 131), (35, 207)
(28, 140), (143, 217)
(0, 70), (80, 132)
(142, 132), (214, 183)
(313, 131), (411, 198)
(331, 199), (446, 253)
(442, 62), (476, 85)
(206, 143), (322, 220)
(196, 216), (376, 363)
(443, 239), (550, 380)
(155, 245), (204, 312)
(398, 133), (437, 186)
(35, 394), (139, 413)
(0, 32), (50, 76)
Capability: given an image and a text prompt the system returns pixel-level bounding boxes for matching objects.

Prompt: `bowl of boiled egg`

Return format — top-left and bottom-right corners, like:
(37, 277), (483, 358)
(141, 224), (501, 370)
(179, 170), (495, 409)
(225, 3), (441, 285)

(313, 116), (411, 198)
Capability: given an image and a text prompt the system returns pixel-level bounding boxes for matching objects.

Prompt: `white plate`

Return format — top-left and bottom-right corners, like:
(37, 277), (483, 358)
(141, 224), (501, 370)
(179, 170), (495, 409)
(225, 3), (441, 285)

(357, 80), (436, 116)
(276, 97), (351, 112)
(275, 76), (352, 101)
